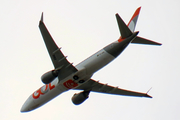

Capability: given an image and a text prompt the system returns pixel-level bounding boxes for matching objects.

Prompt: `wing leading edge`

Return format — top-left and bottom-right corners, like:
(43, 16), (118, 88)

(75, 79), (152, 98)
(39, 13), (77, 80)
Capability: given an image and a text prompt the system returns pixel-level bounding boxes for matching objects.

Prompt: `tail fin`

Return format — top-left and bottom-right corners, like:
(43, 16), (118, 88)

(116, 7), (162, 46)
(128, 7), (141, 32)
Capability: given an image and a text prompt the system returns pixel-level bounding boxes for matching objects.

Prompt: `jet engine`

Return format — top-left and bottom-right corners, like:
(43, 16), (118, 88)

(41, 70), (58, 84)
(71, 91), (90, 105)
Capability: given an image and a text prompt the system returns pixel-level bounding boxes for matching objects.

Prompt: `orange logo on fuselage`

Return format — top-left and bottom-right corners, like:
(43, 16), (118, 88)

(63, 80), (78, 89)
(32, 83), (55, 99)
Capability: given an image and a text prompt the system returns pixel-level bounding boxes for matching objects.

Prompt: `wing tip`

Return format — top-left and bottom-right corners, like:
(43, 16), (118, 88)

(39, 12), (44, 26)
(145, 94), (153, 98)
(144, 87), (153, 98)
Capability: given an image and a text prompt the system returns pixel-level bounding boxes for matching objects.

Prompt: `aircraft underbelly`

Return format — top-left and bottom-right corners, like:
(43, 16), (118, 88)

(76, 49), (115, 75)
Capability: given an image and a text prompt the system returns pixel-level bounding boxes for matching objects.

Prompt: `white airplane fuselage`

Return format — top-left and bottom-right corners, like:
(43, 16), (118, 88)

(21, 39), (129, 112)
(21, 7), (160, 112)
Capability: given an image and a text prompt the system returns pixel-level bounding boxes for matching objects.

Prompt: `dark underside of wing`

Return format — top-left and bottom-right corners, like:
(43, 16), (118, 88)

(74, 79), (152, 98)
(38, 13), (77, 80)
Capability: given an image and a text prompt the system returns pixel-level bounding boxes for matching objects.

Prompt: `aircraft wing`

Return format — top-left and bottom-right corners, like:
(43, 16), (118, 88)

(75, 79), (152, 98)
(39, 13), (77, 80)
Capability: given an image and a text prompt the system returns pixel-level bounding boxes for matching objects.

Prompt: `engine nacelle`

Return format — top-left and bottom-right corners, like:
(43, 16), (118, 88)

(71, 91), (90, 105)
(41, 70), (58, 84)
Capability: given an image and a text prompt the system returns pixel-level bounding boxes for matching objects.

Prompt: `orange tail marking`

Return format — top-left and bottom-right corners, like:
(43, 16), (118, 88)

(118, 37), (125, 42)
(127, 7), (141, 26)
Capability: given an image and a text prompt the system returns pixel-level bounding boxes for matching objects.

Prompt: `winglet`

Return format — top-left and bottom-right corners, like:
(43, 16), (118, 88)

(145, 87), (153, 98)
(146, 87), (152, 94)
(40, 12), (43, 22)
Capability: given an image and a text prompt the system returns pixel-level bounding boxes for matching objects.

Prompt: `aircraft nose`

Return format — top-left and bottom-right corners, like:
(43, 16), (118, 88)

(21, 103), (29, 112)
(21, 96), (35, 112)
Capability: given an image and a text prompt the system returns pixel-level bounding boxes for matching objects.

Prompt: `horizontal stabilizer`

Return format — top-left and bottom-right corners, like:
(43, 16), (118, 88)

(132, 36), (162, 45)
(116, 13), (132, 38)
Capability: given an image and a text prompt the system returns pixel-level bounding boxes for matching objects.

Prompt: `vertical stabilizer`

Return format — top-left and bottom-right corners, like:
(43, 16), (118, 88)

(128, 7), (141, 32)
(116, 7), (161, 45)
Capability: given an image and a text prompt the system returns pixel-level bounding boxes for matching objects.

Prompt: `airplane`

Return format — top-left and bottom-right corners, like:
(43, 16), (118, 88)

(21, 7), (161, 112)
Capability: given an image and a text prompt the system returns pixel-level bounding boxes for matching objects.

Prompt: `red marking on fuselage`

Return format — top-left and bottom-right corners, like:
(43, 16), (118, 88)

(118, 37), (125, 42)
(49, 83), (55, 90)
(63, 80), (78, 89)
(32, 83), (55, 99)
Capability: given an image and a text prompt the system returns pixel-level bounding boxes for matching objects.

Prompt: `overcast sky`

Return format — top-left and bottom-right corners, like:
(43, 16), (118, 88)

(0, 0), (180, 120)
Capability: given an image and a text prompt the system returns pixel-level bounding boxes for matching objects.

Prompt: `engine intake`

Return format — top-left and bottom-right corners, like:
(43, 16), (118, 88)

(72, 91), (90, 105)
(41, 70), (58, 84)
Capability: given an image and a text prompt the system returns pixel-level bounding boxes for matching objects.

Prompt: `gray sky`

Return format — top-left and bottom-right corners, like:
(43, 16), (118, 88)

(1, 0), (180, 120)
